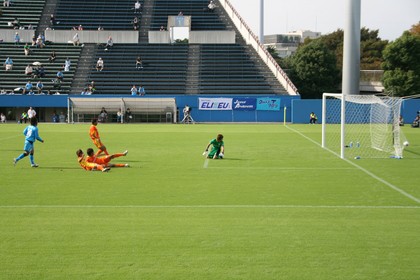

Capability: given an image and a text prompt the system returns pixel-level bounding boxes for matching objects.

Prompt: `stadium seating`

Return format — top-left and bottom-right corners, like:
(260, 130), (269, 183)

(0, 0), (46, 29)
(53, 0), (140, 30)
(0, 42), (82, 94)
(151, 0), (226, 31)
(199, 44), (278, 94)
(87, 44), (189, 95)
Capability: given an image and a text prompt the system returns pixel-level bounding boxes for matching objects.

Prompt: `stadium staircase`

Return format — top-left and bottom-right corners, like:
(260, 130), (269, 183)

(139, 0), (154, 43)
(185, 45), (200, 95)
(70, 44), (97, 94)
(36, 0), (59, 34)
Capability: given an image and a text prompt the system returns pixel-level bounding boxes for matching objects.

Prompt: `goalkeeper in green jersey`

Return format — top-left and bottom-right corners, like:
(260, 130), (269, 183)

(204, 134), (224, 159)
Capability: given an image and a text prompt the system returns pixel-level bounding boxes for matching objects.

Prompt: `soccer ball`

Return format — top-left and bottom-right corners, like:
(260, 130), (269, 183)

(219, 153), (224, 159)
(403, 141), (409, 147)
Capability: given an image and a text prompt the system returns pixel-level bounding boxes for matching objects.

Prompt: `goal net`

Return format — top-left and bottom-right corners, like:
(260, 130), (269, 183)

(322, 93), (407, 159)
(68, 97), (177, 123)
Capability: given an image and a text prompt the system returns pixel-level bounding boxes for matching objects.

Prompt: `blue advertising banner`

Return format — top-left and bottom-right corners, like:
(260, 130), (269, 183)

(232, 98), (256, 111)
(199, 98), (232, 110)
(256, 98), (281, 111)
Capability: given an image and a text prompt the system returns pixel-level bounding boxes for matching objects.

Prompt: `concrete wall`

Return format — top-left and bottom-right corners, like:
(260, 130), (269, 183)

(189, 31), (235, 44)
(148, 30), (235, 44)
(0, 29), (36, 43)
(44, 30), (139, 44)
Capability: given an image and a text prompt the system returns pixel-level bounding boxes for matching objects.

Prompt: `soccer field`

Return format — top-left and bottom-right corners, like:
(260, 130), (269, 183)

(1, 123), (419, 279)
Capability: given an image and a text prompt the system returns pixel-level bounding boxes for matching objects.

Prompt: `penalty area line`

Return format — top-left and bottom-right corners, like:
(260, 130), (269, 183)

(286, 125), (420, 204)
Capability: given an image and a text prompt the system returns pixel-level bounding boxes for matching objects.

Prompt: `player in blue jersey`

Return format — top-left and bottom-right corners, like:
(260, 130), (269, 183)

(13, 117), (44, 167)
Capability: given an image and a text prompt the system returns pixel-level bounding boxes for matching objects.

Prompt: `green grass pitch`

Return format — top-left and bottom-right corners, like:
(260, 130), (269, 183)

(1, 123), (419, 279)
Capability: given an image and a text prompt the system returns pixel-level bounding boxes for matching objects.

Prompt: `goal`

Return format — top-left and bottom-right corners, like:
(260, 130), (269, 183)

(322, 93), (407, 159)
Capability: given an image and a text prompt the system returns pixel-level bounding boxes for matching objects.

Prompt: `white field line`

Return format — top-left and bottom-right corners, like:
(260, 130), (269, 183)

(286, 125), (420, 204)
(0, 205), (419, 209)
(208, 167), (355, 170)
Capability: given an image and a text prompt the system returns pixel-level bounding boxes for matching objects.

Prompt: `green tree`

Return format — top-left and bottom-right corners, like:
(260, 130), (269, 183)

(289, 40), (339, 98)
(382, 31), (420, 96)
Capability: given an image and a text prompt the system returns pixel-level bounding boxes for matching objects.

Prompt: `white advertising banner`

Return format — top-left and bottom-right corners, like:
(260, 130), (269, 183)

(198, 98), (233, 110)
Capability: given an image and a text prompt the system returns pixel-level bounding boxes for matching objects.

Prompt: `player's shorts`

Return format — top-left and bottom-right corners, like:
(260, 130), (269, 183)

(23, 140), (34, 152)
(207, 147), (221, 158)
(92, 139), (104, 149)
(95, 156), (111, 165)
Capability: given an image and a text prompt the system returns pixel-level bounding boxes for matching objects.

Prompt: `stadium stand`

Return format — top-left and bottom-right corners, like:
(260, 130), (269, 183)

(0, 0), (46, 29)
(87, 44), (189, 95)
(0, 42), (82, 94)
(53, 0), (140, 30)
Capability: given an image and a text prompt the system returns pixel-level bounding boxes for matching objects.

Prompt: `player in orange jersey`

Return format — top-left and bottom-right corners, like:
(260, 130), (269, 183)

(76, 149), (110, 172)
(89, 118), (109, 156)
(86, 148), (129, 167)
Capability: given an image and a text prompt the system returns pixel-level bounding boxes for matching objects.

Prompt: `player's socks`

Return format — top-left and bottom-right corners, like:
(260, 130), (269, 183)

(113, 164), (127, 167)
(29, 154), (35, 165)
(16, 153), (26, 162)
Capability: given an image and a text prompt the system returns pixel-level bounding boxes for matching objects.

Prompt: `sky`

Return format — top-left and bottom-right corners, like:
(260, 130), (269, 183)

(228, 0), (420, 41)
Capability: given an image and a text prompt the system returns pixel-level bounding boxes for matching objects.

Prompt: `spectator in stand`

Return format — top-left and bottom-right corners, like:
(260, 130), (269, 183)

(4, 57), (13, 71)
(52, 78), (61, 92)
(36, 35), (44, 48)
(98, 26), (104, 31)
(34, 65), (45, 78)
(134, 1), (141, 13)
(27, 24), (33, 30)
(14, 32), (20, 45)
(22, 81), (33, 95)
(49, 51), (56, 63)
(36, 81), (43, 94)
(64, 58), (71, 71)
(207, 0), (216, 11)
(131, 85), (138, 96)
(12, 18), (20, 29)
(135, 56), (143, 69)
(24, 64), (33, 77)
(23, 43), (30, 56)
(90, 81), (96, 92)
(96, 58), (104, 71)
(78, 25), (83, 31)
(50, 14), (56, 26)
(72, 33), (80, 46)
(3, 0), (10, 7)
(105, 36), (113, 51)
(31, 35), (36, 46)
(56, 70), (64, 80)
(138, 85), (146, 96)
(132, 17), (139, 30)
(159, 25), (166, 31)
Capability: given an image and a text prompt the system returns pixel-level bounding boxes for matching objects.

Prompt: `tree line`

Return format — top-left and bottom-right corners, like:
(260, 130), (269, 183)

(269, 22), (420, 98)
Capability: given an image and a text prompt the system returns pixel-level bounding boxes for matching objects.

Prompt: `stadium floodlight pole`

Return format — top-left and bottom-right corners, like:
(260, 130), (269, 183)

(341, 0), (361, 158)
(259, 0), (264, 44)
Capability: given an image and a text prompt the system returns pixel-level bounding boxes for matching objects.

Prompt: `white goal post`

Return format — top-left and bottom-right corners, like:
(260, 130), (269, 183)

(67, 97), (177, 123)
(322, 93), (407, 159)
